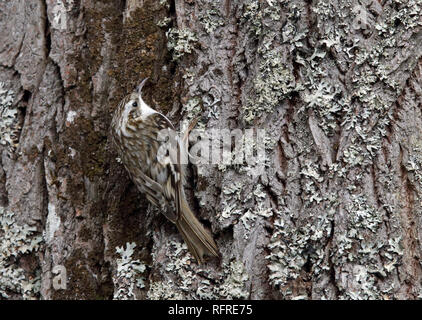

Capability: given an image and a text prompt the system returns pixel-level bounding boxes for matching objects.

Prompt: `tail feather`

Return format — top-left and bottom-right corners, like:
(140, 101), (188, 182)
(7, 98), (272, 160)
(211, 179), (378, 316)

(175, 198), (219, 263)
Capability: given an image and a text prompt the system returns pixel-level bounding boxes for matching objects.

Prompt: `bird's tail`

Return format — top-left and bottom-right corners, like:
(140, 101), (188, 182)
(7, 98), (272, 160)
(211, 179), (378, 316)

(175, 197), (219, 263)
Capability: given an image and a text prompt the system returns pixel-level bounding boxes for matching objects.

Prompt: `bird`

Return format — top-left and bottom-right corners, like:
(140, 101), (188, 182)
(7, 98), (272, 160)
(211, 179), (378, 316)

(110, 78), (219, 263)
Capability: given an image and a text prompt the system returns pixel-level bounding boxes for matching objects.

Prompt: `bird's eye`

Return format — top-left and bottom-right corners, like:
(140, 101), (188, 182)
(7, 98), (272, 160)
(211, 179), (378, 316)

(132, 101), (138, 107)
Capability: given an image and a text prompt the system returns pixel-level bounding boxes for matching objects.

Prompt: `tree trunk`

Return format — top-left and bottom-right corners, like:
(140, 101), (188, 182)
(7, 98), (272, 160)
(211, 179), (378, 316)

(0, 0), (421, 300)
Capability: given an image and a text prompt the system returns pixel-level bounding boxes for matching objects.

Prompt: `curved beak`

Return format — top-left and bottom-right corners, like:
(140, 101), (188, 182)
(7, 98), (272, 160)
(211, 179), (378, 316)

(136, 77), (149, 95)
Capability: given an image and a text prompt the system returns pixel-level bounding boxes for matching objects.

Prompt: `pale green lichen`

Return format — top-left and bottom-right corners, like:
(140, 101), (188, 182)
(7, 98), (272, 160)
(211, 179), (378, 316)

(263, 1), (281, 20)
(333, 234), (403, 299)
(219, 180), (244, 222)
(405, 144), (422, 201)
(259, 0), (420, 300)
(181, 92), (220, 125)
(166, 28), (198, 60)
(239, 184), (273, 237)
(222, 181), (244, 201)
(299, 161), (325, 204)
(0, 82), (20, 152)
(147, 240), (194, 299)
(199, 9), (224, 34)
(0, 207), (43, 299)
(182, 97), (202, 121)
(219, 260), (249, 299)
(346, 195), (382, 234)
(157, 16), (171, 28)
(330, 200), (404, 300)
(221, 201), (243, 220)
(113, 242), (147, 300)
(148, 238), (218, 299)
(337, 0), (421, 170)
(241, 0), (263, 37)
(220, 181), (273, 238)
(163, 242), (195, 292)
(147, 240), (250, 299)
(196, 279), (216, 299)
(159, 0), (170, 9)
(244, 49), (298, 123)
(147, 280), (184, 300)
(266, 204), (335, 294)
(341, 265), (381, 300)
(302, 81), (347, 136)
(240, 3), (303, 124)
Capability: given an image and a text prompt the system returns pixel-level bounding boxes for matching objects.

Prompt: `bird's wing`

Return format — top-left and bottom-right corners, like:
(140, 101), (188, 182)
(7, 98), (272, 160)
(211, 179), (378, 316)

(137, 168), (179, 223)
(134, 112), (184, 223)
(152, 112), (185, 222)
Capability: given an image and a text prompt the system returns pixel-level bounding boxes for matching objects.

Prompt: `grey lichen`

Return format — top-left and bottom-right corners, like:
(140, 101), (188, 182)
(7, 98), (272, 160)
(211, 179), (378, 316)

(182, 97), (202, 121)
(153, 0), (420, 300)
(332, 233), (403, 300)
(337, 0), (421, 170)
(157, 16), (171, 28)
(113, 242), (147, 300)
(147, 240), (194, 299)
(147, 280), (184, 300)
(166, 28), (198, 60)
(341, 265), (381, 300)
(244, 49), (298, 124)
(405, 144), (422, 196)
(266, 201), (335, 297)
(300, 160), (325, 204)
(240, 1), (303, 124)
(219, 181), (270, 232)
(302, 80), (347, 136)
(159, 0), (170, 9)
(239, 184), (273, 238)
(219, 260), (249, 299)
(0, 207), (43, 299)
(0, 82), (20, 152)
(147, 239), (250, 299)
(199, 9), (225, 34)
(241, 0), (263, 37)
(196, 279), (216, 299)
(346, 195), (382, 234)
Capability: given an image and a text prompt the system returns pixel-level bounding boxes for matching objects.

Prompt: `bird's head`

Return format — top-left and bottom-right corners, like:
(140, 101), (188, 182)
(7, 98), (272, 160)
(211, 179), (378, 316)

(111, 78), (158, 138)
(118, 78), (157, 119)
(124, 78), (152, 119)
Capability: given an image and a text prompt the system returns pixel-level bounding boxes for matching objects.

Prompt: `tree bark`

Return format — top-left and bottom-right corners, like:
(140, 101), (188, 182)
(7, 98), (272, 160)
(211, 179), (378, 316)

(0, 0), (421, 299)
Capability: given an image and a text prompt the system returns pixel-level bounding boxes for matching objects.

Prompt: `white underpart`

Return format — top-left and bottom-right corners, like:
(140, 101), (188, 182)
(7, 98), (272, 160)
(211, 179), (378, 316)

(139, 98), (174, 128)
(120, 101), (135, 137)
(139, 98), (157, 120)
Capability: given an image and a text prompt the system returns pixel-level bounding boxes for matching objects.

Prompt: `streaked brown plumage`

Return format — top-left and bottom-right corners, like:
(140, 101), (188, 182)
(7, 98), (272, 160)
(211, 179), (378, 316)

(110, 79), (218, 263)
